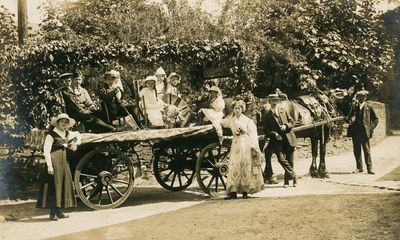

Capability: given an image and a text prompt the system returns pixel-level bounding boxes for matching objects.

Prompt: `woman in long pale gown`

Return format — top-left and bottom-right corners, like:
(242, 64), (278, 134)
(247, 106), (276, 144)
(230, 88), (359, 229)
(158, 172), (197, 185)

(219, 100), (264, 199)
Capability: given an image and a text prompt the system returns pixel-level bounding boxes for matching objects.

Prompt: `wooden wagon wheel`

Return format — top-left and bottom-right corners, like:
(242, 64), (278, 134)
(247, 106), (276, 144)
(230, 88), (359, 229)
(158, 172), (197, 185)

(74, 147), (135, 209)
(161, 93), (191, 127)
(153, 146), (198, 191)
(195, 141), (231, 196)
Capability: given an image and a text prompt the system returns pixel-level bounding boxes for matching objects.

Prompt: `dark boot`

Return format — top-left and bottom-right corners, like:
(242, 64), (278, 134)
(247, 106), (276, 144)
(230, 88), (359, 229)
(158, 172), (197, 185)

(224, 192), (237, 200)
(55, 208), (69, 219)
(242, 192), (248, 199)
(49, 208), (58, 221)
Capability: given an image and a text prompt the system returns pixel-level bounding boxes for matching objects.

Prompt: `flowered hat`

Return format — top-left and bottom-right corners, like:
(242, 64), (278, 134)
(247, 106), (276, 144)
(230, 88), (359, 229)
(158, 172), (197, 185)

(209, 86), (221, 94)
(144, 75), (157, 83)
(50, 113), (76, 128)
(268, 93), (280, 100)
(59, 73), (73, 79)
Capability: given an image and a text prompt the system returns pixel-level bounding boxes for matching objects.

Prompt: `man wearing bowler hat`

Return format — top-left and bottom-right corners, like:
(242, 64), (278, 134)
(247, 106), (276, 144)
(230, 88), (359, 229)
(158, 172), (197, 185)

(261, 93), (297, 188)
(346, 89), (379, 174)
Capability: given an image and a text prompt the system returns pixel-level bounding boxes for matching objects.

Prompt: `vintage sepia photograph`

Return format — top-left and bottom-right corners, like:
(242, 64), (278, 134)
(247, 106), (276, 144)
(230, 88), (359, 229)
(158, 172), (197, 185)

(0, 0), (399, 239)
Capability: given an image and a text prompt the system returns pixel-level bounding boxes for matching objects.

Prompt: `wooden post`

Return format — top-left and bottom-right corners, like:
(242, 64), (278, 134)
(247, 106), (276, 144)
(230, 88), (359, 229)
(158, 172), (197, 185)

(18, 0), (28, 46)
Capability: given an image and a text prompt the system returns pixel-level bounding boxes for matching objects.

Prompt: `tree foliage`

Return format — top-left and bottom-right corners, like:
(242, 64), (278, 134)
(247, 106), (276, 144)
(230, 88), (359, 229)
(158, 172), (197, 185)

(218, 0), (396, 98)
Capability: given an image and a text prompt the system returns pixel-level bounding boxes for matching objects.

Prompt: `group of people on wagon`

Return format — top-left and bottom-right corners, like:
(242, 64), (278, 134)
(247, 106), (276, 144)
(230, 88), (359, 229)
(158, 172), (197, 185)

(58, 67), (187, 131)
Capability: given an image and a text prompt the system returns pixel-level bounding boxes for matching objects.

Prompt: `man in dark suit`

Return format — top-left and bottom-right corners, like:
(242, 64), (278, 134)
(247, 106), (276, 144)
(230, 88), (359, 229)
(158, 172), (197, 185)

(261, 94), (297, 187)
(347, 90), (379, 174)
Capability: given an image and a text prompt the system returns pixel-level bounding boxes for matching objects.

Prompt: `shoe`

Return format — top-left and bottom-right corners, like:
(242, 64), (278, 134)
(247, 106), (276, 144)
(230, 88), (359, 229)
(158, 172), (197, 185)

(224, 192), (237, 200)
(283, 184), (289, 188)
(352, 169), (364, 173)
(113, 126), (126, 132)
(293, 175), (297, 187)
(56, 212), (69, 219)
(367, 170), (375, 175)
(242, 192), (248, 199)
(49, 213), (58, 221)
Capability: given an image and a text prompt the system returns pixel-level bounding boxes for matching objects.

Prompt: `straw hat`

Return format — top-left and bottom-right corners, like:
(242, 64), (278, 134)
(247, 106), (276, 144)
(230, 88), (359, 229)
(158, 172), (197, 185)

(268, 93), (280, 100)
(155, 67), (166, 76)
(59, 73), (73, 79)
(144, 75), (157, 83)
(50, 113), (76, 128)
(168, 72), (181, 82)
(356, 90), (369, 96)
(209, 86), (221, 94)
(105, 70), (121, 78)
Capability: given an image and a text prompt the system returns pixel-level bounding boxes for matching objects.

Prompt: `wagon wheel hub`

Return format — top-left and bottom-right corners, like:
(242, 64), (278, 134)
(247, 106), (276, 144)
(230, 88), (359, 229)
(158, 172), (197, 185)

(214, 162), (229, 176)
(99, 171), (113, 185)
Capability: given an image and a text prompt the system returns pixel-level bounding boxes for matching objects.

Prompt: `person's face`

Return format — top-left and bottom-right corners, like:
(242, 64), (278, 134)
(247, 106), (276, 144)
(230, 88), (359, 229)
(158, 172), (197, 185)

(146, 80), (155, 89)
(57, 118), (69, 131)
(233, 105), (243, 116)
(170, 77), (179, 86)
(356, 95), (366, 103)
(65, 77), (72, 87)
(72, 76), (83, 86)
(269, 99), (279, 108)
(106, 76), (117, 84)
(210, 90), (218, 98)
(156, 74), (165, 82)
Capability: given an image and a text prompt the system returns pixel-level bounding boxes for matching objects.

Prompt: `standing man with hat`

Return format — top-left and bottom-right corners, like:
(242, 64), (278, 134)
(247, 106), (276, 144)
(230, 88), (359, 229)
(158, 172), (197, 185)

(261, 93), (297, 188)
(346, 89), (379, 174)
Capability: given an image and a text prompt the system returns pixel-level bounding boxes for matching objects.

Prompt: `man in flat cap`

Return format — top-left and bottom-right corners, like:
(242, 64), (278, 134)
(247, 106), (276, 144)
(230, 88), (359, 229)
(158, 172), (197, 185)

(261, 93), (297, 188)
(346, 89), (379, 174)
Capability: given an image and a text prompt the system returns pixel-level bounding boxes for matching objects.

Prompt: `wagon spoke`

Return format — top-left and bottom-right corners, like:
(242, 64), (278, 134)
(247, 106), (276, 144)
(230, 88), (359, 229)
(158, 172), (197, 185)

(219, 176), (226, 189)
(215, 177), (219, 192)
(80, 173), (98, 179)
(80, 182), (96, 190)
(170, 172), (177, 187)
(106, 185), (114, 204)
(178, 173), (182, 187)
(110, 184), (123, 197)
(181, 171), (190, 181)
(113, 179), (129, 185)
(98, 185), (104, 204)
(201, 174), (210, 182)
(207, 176), (215, 189)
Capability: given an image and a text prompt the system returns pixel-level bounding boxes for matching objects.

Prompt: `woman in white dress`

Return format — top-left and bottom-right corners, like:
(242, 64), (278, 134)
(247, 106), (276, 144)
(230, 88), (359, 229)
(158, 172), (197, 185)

(218, 100), (264, 199)
(139, 75), (165, 127)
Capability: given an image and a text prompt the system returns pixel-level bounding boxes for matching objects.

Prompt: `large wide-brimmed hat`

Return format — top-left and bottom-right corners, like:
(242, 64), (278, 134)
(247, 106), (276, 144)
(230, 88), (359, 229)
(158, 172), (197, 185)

(59, 73), (73, 79)
(168, 72), (181, 82)
(105, 70), (121, 78)
(50, 113), (76, 128)
(268, 93), (280, 100)
(155, 67), (166, 76)
(144, 75), (157, 83)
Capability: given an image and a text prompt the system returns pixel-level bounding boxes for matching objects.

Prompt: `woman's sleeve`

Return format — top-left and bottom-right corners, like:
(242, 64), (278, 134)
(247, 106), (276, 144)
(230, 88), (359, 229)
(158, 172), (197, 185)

(43, 134), (54, 167)
(247, 118), (260, 150)
(69, 131), (82, 145)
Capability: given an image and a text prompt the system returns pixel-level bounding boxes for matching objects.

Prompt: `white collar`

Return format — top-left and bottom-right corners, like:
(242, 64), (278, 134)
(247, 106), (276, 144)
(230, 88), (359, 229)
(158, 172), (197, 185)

(359, 102), (365, 109)
(54, 128), (67, 139)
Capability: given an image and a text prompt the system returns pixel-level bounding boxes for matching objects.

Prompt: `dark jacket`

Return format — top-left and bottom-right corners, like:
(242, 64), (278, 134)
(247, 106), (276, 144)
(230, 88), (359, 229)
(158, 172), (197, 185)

(261, 106), (297, 147)
(347, 101), (378, 139)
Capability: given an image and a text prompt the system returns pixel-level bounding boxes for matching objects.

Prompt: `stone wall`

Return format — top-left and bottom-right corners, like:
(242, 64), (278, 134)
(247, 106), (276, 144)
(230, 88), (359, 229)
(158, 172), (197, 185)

(368, 101), (387, 145)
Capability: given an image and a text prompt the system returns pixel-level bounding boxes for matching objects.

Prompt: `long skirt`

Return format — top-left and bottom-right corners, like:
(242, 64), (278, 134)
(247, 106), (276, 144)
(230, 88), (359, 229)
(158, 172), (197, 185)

(226, 136), (264, 194)
(36, 149), (76, 209)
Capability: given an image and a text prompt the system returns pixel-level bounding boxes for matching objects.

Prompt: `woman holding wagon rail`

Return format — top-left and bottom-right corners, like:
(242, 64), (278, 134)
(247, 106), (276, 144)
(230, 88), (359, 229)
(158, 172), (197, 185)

(217, 100), (264, 199)
(37, 113), (80, 221)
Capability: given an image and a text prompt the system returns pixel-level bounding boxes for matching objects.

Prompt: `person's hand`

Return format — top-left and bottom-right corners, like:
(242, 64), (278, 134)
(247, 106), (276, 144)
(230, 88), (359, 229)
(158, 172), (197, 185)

(275, 132), (282, 141)
(69, 143), (78, 151)
(280, 124), (287, 132)
(47, 166), (54, 175)
(82, 109), (92, 114)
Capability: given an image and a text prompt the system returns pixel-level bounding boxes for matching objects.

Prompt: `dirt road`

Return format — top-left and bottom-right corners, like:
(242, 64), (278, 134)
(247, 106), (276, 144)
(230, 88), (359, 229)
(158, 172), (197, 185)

(0, 136), (399, 240)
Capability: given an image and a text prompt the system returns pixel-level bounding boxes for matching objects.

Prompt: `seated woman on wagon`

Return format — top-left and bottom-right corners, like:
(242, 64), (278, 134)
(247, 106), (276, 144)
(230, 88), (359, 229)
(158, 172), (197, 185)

(139, 75), (166, 127)
(98, 70), (142, 129)
(200, 85), (225, 124)
(62, 72), (120, 132)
